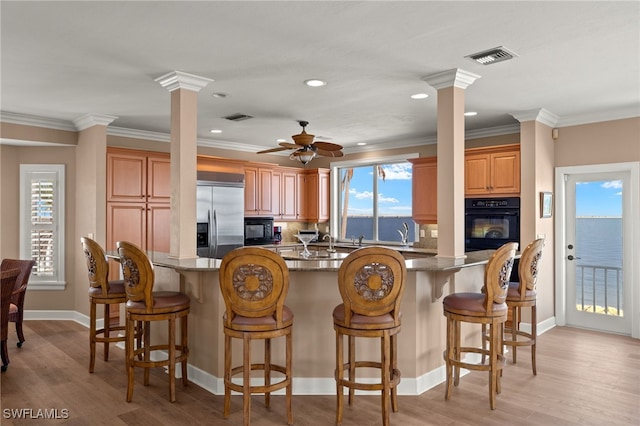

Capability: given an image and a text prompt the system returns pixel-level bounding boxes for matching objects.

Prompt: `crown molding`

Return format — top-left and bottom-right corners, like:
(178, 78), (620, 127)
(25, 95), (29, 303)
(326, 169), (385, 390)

(155, 71), (214, 92)
(0, 111), (77, 131)
(422, 68), (481, 90)
(510, 108), (559, 127)
(73, 113), (118, 131)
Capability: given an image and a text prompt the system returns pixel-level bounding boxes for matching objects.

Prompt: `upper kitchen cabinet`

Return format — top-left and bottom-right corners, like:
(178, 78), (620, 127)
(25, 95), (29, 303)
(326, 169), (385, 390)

(464, 144), (520, 196)
(299, 168), (330, 223)
(244, 164), (274, 216)
(107, 148), (170, 203)
(272, 167), (298, 221)
(408, 157), (437, 224)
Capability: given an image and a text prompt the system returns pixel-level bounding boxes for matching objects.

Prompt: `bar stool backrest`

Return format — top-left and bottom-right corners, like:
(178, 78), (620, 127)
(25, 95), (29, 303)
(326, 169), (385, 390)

(116, 241), (155, 313)
(338, 246), (407, 326)
(518, 239), (544, 294)
(219, 247), (290, 327)
(81, 237), (111, 294)
(484, 242), (518, 314)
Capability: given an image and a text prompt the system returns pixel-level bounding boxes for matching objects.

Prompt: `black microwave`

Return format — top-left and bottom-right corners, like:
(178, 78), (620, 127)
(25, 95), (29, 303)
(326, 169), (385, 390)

(244, 217), (274, 245)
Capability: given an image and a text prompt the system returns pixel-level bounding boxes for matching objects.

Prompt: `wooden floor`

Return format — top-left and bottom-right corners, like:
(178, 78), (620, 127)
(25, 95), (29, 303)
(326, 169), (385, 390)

(1, 320), (638, 425)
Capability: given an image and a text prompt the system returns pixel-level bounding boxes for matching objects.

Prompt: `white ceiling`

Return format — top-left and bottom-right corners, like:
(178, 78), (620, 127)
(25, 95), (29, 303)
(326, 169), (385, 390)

(1, 1), (638, 154)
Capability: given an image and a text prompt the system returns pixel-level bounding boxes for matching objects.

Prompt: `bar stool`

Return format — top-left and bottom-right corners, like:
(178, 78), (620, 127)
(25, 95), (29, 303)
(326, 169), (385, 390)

(442, 242), (517, 410)
(81, 237), (129, 373)
(333, 246), (407, 426)
(116, 241), (190, 403)
(218, 246), (293, 426)
(503, 238), (544, 374)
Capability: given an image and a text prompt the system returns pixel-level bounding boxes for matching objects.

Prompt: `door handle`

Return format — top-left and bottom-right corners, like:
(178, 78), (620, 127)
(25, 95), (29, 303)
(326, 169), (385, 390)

(567, 255), (581, 261)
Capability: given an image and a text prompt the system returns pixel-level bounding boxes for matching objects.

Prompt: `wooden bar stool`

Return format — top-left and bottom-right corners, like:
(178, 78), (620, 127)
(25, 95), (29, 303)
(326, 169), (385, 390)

(333, 246), (407, 426)
(116, 241), (190, 403)
(218, 246), (293, 426)
(81, 237), (129, 373)
(503, 238), (544, 374)
(1, 259), (35, 349)
(442, 242), (517, 410)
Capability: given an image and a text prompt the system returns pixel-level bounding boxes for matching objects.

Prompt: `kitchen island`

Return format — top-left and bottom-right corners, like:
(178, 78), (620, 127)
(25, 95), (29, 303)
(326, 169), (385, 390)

(109, 247), (497, 396)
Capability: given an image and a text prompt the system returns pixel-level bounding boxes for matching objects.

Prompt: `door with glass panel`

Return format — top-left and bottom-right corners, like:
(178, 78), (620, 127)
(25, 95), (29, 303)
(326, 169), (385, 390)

(564, 171), (631, 334)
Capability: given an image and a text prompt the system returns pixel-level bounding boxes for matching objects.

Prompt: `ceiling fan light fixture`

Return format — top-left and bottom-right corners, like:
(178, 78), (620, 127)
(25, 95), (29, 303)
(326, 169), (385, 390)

(304, 79), (327, 87)
(290, 147), (316, 165)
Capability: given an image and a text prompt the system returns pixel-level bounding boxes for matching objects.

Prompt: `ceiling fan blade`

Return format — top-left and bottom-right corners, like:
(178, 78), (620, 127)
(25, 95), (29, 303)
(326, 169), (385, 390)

(316, 148), (344, 158)
(278, 142), (299, 149)
(313, 141), (343, 151)
(257, 146), (289, 154)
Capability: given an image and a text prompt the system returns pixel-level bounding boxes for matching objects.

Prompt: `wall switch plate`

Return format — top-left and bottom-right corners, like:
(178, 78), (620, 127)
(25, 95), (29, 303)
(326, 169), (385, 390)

(419, 229), (425, 238)
(536, 233), (545, 240)
(88, 233), (94, 239)
(431, 229), (438, 238)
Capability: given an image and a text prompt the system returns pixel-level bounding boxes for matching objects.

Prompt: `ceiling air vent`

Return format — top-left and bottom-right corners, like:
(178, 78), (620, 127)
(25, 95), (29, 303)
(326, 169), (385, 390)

(466, 46), (518, 65)
(223, 113), (253, 121)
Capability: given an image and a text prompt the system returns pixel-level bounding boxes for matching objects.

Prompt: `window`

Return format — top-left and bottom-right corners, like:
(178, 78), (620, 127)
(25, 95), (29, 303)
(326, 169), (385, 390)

(332, 154), (417, 244)
(20, 164), (65, 290)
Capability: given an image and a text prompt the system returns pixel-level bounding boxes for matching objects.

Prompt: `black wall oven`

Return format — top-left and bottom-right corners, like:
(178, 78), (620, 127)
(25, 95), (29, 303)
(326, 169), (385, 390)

(465, 197), (520, 252)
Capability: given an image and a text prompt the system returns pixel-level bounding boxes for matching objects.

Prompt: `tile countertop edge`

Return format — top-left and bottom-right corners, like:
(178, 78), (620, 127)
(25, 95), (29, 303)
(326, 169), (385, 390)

(107, 250), (499, 273)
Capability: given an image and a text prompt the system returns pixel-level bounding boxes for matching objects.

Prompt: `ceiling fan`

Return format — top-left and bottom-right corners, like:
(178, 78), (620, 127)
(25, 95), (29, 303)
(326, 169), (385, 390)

(257, 121), (344, 164)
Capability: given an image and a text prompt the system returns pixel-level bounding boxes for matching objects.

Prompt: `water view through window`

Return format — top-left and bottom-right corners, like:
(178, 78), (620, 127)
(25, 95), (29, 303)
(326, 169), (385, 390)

(338, 161), (415, 243)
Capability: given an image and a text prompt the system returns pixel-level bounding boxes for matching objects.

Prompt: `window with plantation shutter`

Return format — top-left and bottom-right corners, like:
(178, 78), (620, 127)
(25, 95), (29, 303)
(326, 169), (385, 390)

(20, 164), (66, 290)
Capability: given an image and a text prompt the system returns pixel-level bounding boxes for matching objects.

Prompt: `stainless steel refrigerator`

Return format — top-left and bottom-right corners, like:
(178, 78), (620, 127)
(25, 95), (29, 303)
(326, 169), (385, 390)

(196, 171), (244, 259)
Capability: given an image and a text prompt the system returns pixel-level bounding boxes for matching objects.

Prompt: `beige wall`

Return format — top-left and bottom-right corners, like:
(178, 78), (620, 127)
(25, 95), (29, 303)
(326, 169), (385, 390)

(0, 144), (77, 310)
(555, 117), (640, 166)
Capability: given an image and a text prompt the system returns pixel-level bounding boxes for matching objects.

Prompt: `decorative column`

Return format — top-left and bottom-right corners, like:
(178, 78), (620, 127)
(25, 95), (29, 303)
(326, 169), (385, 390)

(509, 108), (558, 248)
(73, 113), (117, 311)
(155, 71), (213, 259)
(423, 69), (480, 258)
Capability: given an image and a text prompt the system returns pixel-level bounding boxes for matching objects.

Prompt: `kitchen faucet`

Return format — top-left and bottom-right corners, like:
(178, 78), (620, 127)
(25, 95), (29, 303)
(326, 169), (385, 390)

(323, 234), (336, 252)
(358, 235), (364, 246)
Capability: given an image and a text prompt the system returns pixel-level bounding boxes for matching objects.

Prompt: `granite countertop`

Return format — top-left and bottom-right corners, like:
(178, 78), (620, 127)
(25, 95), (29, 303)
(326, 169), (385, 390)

(108, 249), (497, 273)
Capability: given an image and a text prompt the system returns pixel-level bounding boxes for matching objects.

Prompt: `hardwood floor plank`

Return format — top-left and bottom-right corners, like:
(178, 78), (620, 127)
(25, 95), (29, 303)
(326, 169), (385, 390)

(1, 321), (638, 425)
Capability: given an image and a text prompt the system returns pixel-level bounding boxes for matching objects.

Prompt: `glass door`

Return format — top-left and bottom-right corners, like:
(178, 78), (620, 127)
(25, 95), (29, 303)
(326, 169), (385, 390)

(564, 171), (631, 334)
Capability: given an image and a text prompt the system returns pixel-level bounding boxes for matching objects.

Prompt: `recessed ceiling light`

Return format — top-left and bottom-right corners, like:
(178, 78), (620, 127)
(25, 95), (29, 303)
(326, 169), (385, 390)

(276, 138), (287, 142)
(410, 93), (429, 99)
(464, 111), (478, 117)
(357, 142), (367, 146)
(210, 129), (223, 133)
(304, 79), (327, 87)
(211, 92), (229, 99)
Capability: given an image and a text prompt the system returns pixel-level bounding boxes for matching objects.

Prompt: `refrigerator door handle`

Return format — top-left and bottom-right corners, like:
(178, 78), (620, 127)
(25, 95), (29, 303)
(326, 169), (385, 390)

(212, 209), (218, 258)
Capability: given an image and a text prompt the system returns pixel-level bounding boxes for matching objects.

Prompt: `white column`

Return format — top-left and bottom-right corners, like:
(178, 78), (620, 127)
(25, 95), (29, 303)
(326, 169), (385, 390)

(155, 71), (213, 259)
(422, 69), (480, 258)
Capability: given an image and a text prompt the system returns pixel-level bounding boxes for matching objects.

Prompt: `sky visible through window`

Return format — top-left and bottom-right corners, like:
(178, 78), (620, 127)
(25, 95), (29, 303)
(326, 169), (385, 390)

(345, 162), (413, 216)
(576, 180), (622, 217)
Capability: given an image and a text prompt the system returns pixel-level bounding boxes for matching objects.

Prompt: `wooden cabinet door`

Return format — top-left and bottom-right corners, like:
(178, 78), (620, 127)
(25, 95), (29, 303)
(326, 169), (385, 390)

(271, 169), (282, 218)
(491, 150), (520, 194)
(296, 173), (308, 220)
(258, 168), (273, 214)
(244, 166), (258, 215)
(147, 153), (171, 203)
(107, 151), (147, 202)
(465, 153), (491, 195)
(409, 157), (437, 223)
(147, 204), (171, 253)
(106, 202), (146, 280)
(318, 169), (330, 222)
(280, 170), (298, 220)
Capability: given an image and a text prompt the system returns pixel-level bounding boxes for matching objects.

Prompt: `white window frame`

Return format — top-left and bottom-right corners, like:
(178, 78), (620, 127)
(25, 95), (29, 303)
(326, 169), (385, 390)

(19, 164), (66, 290)
(329, 153), (418, 243)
